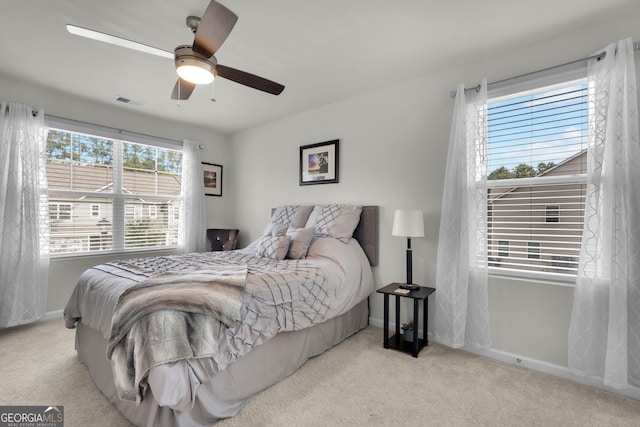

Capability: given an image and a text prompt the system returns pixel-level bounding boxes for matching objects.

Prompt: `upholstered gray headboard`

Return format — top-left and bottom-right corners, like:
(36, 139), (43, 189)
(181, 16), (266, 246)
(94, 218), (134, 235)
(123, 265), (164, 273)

(271, 205), (379, 266)
(353, 206), (379, 266)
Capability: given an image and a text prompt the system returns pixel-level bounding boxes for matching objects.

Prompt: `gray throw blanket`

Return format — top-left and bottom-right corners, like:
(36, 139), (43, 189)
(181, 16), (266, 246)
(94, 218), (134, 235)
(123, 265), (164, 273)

(106, 265), (248, 403)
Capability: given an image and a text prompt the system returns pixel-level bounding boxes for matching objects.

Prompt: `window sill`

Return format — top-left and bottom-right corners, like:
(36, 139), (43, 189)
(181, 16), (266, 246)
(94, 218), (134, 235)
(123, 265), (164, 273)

(49, 246), (180, 261)
(488, 267), (576, 288)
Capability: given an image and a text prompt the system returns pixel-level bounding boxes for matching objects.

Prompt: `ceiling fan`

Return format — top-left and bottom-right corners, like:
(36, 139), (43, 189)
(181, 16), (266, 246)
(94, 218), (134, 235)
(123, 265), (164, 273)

(66, 0), (285, 101)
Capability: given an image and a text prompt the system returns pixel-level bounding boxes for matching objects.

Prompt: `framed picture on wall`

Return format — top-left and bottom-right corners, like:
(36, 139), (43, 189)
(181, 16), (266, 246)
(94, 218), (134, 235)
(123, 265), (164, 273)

(299, 139), (339, 185)
(202, 162), (223, 196)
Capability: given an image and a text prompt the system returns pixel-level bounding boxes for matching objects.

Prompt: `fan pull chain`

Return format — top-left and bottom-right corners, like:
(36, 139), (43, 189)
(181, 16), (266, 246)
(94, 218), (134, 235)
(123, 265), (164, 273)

(176, 83), (182, 108)
(210, 80), (216, 102)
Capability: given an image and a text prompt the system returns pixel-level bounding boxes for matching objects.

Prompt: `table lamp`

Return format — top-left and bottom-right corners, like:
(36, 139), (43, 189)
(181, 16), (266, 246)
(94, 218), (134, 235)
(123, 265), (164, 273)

(392, 209), (424, 290)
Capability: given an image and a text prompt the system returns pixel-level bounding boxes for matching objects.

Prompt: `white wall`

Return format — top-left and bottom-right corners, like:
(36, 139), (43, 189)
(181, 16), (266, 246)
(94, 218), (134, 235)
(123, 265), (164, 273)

(229, 72), (452, 323)
(0, 74), (235, 313)
(229, 9), (640, 371)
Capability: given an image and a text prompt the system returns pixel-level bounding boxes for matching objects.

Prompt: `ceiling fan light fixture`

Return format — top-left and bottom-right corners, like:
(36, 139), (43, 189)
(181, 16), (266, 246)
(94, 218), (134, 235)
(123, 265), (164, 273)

(176, 63), (214, 84)
(174, 46), (216, 85)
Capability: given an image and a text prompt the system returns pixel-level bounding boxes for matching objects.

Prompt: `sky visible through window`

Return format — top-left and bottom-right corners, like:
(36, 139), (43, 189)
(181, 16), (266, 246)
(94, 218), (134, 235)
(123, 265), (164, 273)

(487, 81), (588, 179)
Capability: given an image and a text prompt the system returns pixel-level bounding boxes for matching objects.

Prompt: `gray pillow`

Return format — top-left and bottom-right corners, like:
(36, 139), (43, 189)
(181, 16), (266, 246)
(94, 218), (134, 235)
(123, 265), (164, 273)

(286, 226), (315, 259)
(256, 235), (291, 260)
(262, 222), (289, 236)
(271, 205), (314, 228)
(305, 204), (362, 243)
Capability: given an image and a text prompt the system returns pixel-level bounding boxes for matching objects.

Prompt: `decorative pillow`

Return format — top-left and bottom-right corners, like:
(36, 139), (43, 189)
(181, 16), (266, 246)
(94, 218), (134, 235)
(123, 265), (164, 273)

(305, 204), (362, 243)
(261, 222), (289, 237)
(256, 235), (291, 260)
(286, 226), (315, 259)
(271, 205), (314, 228)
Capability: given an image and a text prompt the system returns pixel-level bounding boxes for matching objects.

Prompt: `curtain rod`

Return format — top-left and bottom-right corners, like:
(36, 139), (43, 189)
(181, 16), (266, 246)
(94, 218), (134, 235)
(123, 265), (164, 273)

(1, 104), (41, 117)
(42, 113), (205, 149)
(6, 103), (207, 151)
(450, 41), (640, 98)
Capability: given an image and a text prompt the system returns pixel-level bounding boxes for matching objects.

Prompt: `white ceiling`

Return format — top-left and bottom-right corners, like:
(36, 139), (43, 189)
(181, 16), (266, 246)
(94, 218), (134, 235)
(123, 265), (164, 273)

(0, 0), (636, 134)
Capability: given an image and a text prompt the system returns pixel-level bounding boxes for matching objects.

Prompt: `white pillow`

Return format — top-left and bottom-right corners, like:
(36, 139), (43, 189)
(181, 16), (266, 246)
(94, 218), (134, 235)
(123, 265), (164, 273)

(286, 226), (315, 259)
(305, 204), (362, 243)
(271, 205), (314, 228)
(261, 222), (289, 237)
(256, 235), (291, 260)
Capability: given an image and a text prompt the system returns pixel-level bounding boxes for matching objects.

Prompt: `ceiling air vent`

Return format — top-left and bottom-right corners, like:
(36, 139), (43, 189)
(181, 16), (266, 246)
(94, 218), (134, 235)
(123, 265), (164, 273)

(114, 96), (144, 107)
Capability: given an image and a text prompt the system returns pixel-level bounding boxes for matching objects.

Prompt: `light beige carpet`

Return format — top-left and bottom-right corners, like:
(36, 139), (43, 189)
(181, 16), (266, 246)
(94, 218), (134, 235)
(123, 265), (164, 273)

(1, 318), (639, 426)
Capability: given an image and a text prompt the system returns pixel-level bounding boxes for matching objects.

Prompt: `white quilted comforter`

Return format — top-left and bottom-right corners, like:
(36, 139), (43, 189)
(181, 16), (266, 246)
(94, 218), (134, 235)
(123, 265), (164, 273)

(64, 237), (374, 406)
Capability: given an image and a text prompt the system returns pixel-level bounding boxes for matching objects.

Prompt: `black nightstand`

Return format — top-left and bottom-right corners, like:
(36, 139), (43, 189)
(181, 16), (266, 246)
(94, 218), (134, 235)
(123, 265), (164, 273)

(376, 283), (436, 358)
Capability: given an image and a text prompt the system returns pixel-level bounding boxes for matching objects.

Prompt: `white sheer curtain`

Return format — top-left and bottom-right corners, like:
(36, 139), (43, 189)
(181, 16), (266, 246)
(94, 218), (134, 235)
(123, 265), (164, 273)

(434, 80), (491, 349)
(179, 139), (207, 253)
(0, 102), (50, 328)
(568, 38), (640, 389)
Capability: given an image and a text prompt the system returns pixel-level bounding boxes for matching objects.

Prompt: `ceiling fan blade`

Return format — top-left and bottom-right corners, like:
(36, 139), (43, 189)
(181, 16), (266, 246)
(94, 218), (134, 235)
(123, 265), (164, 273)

(216, 65), (285, 95)
(66, 24), (173, 59)
(192, 0), (238, 58)
(170, 78), (197, 100)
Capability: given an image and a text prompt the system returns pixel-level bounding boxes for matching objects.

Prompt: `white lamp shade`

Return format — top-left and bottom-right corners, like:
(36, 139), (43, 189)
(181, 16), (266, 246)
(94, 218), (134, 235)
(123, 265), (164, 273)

(392, 209), (424, 237)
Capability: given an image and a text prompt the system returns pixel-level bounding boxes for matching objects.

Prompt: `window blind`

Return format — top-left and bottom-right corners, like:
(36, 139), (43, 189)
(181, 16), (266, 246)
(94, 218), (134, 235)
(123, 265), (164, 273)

(486, 79), (588, 279)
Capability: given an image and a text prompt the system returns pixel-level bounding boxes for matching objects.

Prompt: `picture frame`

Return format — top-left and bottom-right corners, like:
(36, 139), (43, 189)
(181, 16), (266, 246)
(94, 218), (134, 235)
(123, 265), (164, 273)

(299, 139), (339, 185)
(202, 162), (223, 196)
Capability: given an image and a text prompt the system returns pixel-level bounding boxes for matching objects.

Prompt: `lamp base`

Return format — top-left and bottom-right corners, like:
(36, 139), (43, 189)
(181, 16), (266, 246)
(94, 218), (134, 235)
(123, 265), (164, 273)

(399, 284), (419, 290)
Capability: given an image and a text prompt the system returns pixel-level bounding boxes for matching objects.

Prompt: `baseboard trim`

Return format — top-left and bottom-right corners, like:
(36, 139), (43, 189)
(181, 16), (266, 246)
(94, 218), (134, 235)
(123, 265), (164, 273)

(459, 344), (640, 401)
(43, 310), (64, 321)
(369, 316), (640, 401)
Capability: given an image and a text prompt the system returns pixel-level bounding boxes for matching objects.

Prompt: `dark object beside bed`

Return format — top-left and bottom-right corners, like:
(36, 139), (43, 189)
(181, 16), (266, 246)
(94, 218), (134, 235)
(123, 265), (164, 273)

(206, 228), (239, 251)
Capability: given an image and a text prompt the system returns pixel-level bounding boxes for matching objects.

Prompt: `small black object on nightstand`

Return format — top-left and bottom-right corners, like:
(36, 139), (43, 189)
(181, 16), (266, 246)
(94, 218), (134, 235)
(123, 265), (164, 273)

(376, 282), (436, 357)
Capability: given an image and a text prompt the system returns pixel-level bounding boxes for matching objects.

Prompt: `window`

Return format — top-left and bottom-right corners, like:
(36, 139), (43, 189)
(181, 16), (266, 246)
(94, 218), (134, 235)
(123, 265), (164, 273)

(545, 205), (559, 223)
(125, 205), (137, 221)
(498, 240), (510, 257)
(49, 203), (72, 221)
(527, 242), (541, 259)
(486, 78), (587, 279)
(45, 120), (183, 256)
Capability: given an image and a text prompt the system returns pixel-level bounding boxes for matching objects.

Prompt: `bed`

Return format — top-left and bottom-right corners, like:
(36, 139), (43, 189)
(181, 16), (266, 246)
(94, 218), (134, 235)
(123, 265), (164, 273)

(64, 204), (378, 426)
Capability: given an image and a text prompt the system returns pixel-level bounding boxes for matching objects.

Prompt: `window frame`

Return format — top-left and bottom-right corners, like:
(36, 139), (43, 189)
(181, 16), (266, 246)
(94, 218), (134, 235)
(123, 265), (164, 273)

(485, 75), (589, 284)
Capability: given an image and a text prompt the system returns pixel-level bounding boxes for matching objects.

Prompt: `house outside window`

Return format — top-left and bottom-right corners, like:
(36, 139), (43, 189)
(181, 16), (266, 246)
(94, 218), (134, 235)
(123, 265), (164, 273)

(486, 78), (587, 280)
(45, 119), (183, 256)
